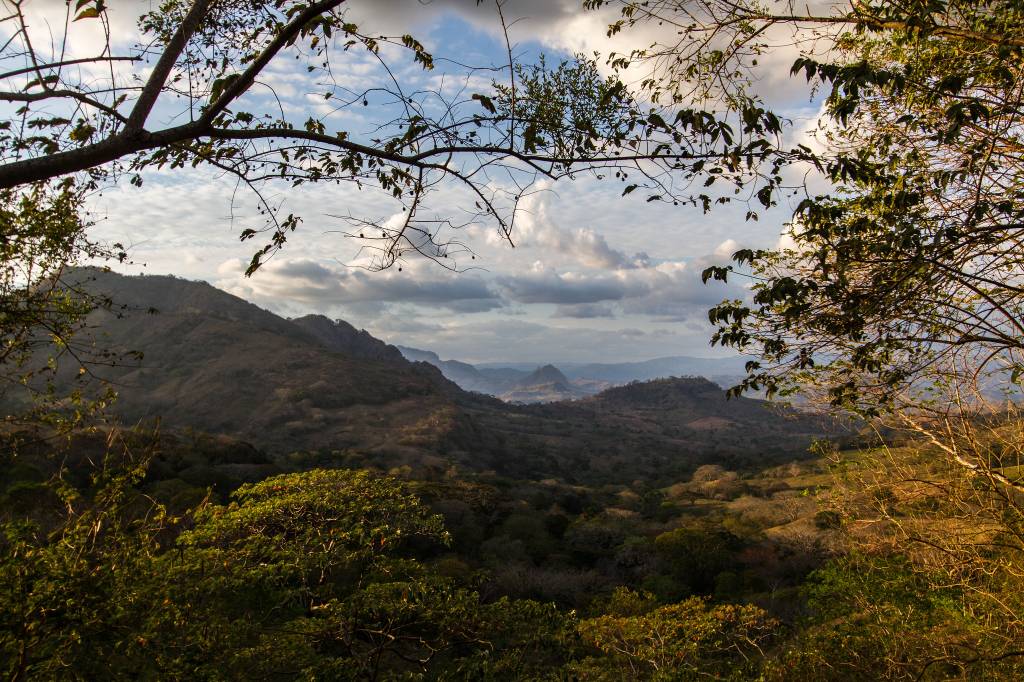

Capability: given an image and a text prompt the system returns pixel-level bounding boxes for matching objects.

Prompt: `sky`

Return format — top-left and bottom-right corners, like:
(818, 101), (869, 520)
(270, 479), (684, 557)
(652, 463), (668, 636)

(18, 0), (832, 364)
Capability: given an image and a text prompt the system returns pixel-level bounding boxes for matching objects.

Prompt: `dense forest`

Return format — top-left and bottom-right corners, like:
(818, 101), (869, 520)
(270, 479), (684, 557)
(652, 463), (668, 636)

(3, 0), (1024, 679)
(4, 415), (1022, 679)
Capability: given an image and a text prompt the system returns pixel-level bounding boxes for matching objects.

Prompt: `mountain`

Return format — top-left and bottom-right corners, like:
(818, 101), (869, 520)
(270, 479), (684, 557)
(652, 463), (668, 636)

(395, 345), (442, 365)
(397, 346), (749, 402)
(395, 348), (591, 403)
(470, 355), (748, 385)
(291, 314), (405, 363)
(582, 376), (773, 421)
(38, 269), (464, 466)
(461, 376), (838, 483)
(478, 367), (530, 385)
(499, 364), (586, 403)
(518, 364), (570, 387)
(14, 268), (836, 485)
(561, 356), (747, 383)
(395, 345), (501, 394)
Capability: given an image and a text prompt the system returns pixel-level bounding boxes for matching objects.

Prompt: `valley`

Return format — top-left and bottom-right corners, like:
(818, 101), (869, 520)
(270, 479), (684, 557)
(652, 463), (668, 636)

(1, 271), (1015, 681)
(396, 344), (748, 403)
(4, 0), (1024, 676)
(0, 269), (859, 679)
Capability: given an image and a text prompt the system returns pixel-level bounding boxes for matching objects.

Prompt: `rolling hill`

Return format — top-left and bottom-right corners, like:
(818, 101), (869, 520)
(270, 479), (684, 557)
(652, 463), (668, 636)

(13, 268), (837, 484)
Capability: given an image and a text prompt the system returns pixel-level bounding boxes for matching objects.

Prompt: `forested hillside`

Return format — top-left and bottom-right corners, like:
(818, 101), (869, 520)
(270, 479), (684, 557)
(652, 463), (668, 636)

(9, 269), (829, 485)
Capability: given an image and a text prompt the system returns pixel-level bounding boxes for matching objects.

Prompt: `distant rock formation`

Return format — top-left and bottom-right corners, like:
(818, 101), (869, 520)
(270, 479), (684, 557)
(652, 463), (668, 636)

(516, 364), (571, 389)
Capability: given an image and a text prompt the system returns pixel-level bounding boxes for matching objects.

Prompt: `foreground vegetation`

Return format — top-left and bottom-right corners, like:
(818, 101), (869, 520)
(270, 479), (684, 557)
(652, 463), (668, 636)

(3, 420), (1023, 680)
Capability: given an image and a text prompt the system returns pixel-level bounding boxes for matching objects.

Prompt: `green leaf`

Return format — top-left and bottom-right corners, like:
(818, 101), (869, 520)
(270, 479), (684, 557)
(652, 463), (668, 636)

(74, 7), (101, 20)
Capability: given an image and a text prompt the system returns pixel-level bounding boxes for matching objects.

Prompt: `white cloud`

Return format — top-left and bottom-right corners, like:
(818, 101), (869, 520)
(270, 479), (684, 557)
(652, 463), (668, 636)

(515, 185), (635, 269)
(60, 1), (826, 362)
(714, 239), (740, 259)
(214, 256), (504, 314)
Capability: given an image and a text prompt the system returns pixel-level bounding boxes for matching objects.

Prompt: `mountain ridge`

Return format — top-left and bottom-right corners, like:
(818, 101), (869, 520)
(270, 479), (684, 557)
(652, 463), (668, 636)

(14, 268), (835, 484)
(291, 314), (405, 363)
(396, 345), (748, 402)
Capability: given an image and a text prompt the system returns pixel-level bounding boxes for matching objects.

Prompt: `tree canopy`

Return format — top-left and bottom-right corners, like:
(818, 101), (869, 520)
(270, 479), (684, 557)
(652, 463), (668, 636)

(629, 0), (1024, 414)
(0, 0), (788, 274)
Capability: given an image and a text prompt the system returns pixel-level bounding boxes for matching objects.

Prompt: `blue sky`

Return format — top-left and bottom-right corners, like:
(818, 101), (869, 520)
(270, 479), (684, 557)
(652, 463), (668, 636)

(23, 0), (828, 364)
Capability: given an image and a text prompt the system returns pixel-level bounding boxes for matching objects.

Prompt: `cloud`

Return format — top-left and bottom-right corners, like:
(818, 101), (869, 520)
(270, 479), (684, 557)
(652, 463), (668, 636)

(554, 303), (617, 319)
(714, 239), (740, 259)
(496, 241), (748, 322)
(515, 186), (634, 269)
(346, 0), (586, 40)
(215, 257), (504, 314)
(66, 1), (806, 364)
(498, 266), (634, 304)
(363, 314), (445, 335)
(346, 0), (839, 114)
(619, 244), (751, 321)
(371, 316), (726, 364)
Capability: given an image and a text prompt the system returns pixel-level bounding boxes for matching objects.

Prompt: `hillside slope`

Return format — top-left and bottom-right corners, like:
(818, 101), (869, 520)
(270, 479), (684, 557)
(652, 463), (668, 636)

(50, 269), (463, 466)
(459, 377), (834, 483)
(21, 269), (835, 483)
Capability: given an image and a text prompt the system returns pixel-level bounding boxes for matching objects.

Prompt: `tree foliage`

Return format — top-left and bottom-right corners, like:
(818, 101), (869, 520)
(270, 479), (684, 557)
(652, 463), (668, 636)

(577, 5), (1024, 674)
(573, 590), (776, 680)
(0, 181), (125, 424)
(659, 0), (1024, 413)
(0, 0), (786, 275)
(0, 458), (581, 680)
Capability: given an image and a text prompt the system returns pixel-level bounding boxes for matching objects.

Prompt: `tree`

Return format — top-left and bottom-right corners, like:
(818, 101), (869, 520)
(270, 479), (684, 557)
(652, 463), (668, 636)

(0, 0), (798, 416)
(0, 0), (787, 274)
(653, 525), (739, 596)
(0, 441), (169, 681)
(0, 178), (132, 420)
(594, 0), (1024, 484)
(589, 3), (1024, 676)
(572, 591), (776, 680)
(0, 451), (578, 680)
(579, 1), (1022, 411)
(1, 185), (82, 381)
(772, 551), (1024, 680)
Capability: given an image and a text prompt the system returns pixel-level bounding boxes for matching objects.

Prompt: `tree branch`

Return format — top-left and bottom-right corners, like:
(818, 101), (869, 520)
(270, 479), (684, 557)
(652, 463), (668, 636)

(125, 0), (213, 133)
(200, 0), (347, 124)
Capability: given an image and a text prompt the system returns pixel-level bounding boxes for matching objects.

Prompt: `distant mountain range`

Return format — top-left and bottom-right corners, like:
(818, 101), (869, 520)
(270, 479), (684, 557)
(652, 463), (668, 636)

(395, 345), (589, 402)
(11, 268), (837, 485)
(396, 345), (748, 403)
